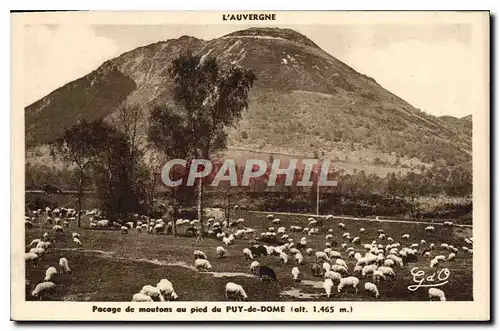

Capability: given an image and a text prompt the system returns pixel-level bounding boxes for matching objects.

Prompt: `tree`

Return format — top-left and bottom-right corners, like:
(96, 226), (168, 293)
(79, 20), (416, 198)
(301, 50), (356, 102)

(148, 103), (193, 235)
(51, 119), (98, 227)
(167, 53), (256, 235)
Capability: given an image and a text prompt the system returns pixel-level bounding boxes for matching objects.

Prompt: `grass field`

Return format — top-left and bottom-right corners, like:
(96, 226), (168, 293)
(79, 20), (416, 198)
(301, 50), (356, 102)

(24, 210), (473, 302)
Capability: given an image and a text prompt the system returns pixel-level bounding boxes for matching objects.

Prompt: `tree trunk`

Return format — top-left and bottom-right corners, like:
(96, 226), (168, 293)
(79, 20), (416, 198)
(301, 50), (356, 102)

(197, 177), (204, 237)
(172, 188), (178, 236)
(77, 171), (83, 228)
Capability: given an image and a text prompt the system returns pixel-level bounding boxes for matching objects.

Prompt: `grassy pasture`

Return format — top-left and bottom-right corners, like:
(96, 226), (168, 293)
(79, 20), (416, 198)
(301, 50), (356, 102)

(24, 211), (473, 302)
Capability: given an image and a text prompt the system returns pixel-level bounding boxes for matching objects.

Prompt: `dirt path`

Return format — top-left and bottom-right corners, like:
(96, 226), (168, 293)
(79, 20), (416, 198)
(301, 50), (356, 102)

(249, 210), (472, 228)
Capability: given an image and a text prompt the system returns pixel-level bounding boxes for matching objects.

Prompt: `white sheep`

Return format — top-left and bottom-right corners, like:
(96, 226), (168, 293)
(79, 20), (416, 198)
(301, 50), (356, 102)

(384, 259), (395, 267)
(448, 253), (456, 261)
(243, 248), (254, 260)
(72, 232), (80, 239)
(58, 257), (71, 273)
(28, 238), (41, 247)
(428, 287), (446, 301)
(359, 228), (365, 233)
(337, 276), (360, 294)
(335, 258), (347, 269)
(25, 252), (39, 265)
(195, 258), (213, 271)
(249, 261), (260, 273)
(430, 258), (440, 268)
(279, 252), (289, 265)
(44, 266), (58, 282)
(315, 251), (329, 262)
(29, 247), (45, 256)
(31, 281), (56, 300)
(351, 237), (360, 244)
(323, 278), (334, 298)
(225, 282), (248, 301)
(294, 252), (303, 265)
(42, 232), (50, 241)
(306, 248), (313, 255)
(364, 282), (380, 298)
(324, 271), (342, 283)
(292, 267), (300, 281)
(194, 250), (208, 260)
(338, 223), (346, 229)
(322, 262), (331, 273)
(120, 226), (129, 234)
(377, 266), (395, 278)
(401, 234), (410, 240)
(132, 293), (153, 302)
(73, 237), (82, 246)
(362, 264), (377, 277)
(157, 279), (178, 301)
(216, 246), (226, 258)
(140, 285), (165, 302)
(425, 226), (435, 232)
(330, 264), (348, 275)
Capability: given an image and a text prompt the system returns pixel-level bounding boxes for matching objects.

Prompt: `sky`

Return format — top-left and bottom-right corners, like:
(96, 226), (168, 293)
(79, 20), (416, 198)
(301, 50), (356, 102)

(23, 23), (473, 118)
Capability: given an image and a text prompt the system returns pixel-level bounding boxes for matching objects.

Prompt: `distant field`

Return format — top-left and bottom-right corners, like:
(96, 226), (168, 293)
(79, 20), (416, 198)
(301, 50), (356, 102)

(24, 211), (473, 302)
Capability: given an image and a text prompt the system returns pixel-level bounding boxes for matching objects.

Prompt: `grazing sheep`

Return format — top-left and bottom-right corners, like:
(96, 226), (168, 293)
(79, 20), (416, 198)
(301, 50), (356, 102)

(258, 265), (277, 281)
(157, 279), (178, 301)
(28, 238), (41, 247)
(430, 243), (436, 250)
(384, 259), (395, 267)
(29, 247), (45, 256)
(338, 223), (346, 229)
(324, 278), (334, 298)
(337, 276), (360, 294)
(73, 237), (82, 246)
(279, 252), (289, 265)
(359, 228), (365, 233)
(225, 282), (248, 301)
(364, 282), (380, 298)
(195, 259), (213, 271)
(42, 232), (50, 241)
(72, 232), (80, 239)
(132, 293), (153, 302)
(322, 262), (331, 273)
(52, 225), (64, 233)
(291, 267), (300, 281)
(324, 271), (342, 283)
(401, 234), (410, 240)
(311, 263), (323, 277)
(243, 248), (254, 260)
(330, 264), (348, 275)
(335, 258), (348, 269)
(434, 255), (447, 262)
(377, 266), (395, 278)
(25, 252), (39, 265)
(58, 257), (71, 273)
(448, 253), (456, 261)
(44, 267), (58, 282)
(120, 226), (128, 234)
(316, 251), (330, 262)
(140, 285), (165, 302)
(216, 246), (226, 258)
(294, 252), (303, 265)
(249, 261), (260, 273)
(428, 288), (446, 301)
(352, 237), (360, 244)
(362, 264), (377, 277)
(194, 250), (208, 260)
(425, 226), (435, 232)
(31, 281), (56, 300)
(430, 258), (440, 268)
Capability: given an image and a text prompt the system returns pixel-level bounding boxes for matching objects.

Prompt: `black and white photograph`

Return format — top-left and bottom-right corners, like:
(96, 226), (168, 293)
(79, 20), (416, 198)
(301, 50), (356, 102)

(10, 10), (490, 321)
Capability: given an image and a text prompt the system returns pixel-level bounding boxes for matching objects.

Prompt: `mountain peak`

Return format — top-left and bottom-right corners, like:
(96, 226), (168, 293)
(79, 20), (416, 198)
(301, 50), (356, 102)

(222, 27), (321, 50)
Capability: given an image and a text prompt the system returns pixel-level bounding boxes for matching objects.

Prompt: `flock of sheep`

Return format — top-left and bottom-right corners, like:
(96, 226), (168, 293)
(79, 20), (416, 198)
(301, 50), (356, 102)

(25, 205), (472, 301)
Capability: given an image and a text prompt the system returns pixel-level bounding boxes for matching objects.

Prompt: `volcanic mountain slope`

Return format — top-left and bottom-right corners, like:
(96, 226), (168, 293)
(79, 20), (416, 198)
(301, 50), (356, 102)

(25, 27), (472, 174)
